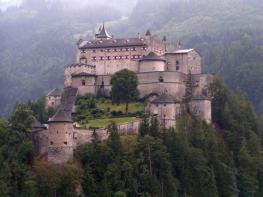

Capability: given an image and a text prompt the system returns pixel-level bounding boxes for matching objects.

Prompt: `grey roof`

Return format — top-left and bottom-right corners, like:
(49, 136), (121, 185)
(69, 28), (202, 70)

(151, 93), (178, 104)
(31, 118), (46, 129)
(71, 72), (97, 78)
(65, 63), (96, 68)
(48, 87), (78, 123)
(47, 88), (62, 97)
(95, 24), (112, 39)
(140, 52), (166, 62)
(79, 37), (147, 49)
(174, 49), (194, 54)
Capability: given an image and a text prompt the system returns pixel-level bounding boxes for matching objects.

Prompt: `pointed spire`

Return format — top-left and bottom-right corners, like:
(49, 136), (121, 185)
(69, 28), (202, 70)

(95, 23), (112, 39)
(162, 36), (167, 42)
(145, 29), (151, 36)
(177, 40), (183, 49)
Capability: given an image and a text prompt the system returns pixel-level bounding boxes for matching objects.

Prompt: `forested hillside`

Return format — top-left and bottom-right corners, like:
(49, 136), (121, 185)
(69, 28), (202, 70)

(1, 79), (263, 196)
(1, 0), (263, 116)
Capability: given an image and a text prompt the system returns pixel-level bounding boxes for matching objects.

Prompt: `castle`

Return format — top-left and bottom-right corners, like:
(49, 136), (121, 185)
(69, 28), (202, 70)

(33, 24), (213, 163)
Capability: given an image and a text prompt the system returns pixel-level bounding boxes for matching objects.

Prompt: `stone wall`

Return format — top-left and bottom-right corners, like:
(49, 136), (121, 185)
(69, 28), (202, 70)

(73, 120), (141, 147)
(165, 50), (201, 74)
(46, 95), (61, 110)
(146, 103), (181, 128)
(64, 64), (96, 87)
(139, 61), (166, 73)
(30, 129), (48, 155)
(71, 76), (97, 95)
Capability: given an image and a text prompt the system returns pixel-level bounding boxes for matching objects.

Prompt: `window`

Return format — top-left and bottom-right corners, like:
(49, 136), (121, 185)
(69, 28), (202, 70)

(100, 49), (104, 52)
(159, 76), (164, 82)
(164, 104), (166, 107)
(82, 79), (86, 86)
(64, 142), (67, 145)
(52, 102), (54, 105)
(176, 65), (180, 71)
(100, 56), (103, 60)
(80, 57), (87, 64)
(50, 141), (53, 145)
(107, 56), (110, 60)
(176, 60), (179, 65)
(120, 56), (123, 59)
(92, 49), (96, 53)
(92, 57), (96, 61)
(132, 47), (136, 51)
(126, 48), (129, 51)
(126, 55), (129, 59)
(114, 48), (117, 52)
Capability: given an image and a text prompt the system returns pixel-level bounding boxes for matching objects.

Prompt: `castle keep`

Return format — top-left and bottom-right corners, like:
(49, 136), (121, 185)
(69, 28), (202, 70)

(38, 24), (213, 163)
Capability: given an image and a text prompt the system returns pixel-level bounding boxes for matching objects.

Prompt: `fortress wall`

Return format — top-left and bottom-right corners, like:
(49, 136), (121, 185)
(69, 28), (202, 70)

(193, 74), (214, 96)
(188, 50), (202, 74)
(71, 77), (96, 95)
(137, 71), (185, 83)
(147, 103), (181, 128)
(64, 65), (96, 87)
(46, 95), (61, 109)
(165, 53), (188, 73)
(73, 120), (141, 147)
(31, 129), (48, 155)
(138, 83), (185, 98)
(94, 72), (186, 98)
(139, 61), (166, 72)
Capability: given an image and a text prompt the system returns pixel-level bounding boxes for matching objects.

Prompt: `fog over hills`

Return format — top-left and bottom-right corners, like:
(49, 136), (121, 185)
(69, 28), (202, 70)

(1, 0), (263, 116)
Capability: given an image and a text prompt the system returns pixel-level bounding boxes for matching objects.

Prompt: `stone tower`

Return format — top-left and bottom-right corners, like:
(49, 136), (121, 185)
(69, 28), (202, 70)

(47, 87), (78, 163)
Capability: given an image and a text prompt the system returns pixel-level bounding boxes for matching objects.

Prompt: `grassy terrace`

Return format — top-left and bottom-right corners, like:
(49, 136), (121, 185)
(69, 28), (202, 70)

(97, 100), (144, 113)
(74, 96), (145, 129)
(86, 117), (139, 128)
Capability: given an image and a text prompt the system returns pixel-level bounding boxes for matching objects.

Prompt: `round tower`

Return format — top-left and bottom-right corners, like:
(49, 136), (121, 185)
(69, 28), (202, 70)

(48, 109), (74, 164)
(139, 52), (166, 73)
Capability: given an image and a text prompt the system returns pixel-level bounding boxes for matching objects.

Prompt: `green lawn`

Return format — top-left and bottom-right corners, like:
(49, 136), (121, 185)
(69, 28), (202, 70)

(86, 117), (139, 128)
(97, 100), (144, 113)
